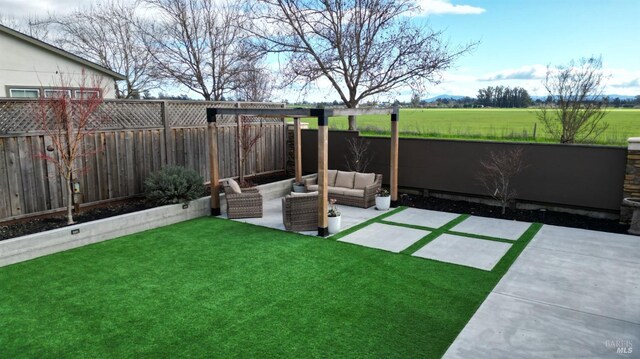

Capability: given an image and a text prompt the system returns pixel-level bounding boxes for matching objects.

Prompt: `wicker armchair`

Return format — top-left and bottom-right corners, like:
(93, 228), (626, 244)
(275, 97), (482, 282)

(282, 192), (318, 231)
(223, 182), (263, 219)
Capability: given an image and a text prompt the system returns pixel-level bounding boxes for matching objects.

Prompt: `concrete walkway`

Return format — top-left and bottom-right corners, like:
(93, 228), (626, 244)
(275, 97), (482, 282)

(444, 225), (640, 358)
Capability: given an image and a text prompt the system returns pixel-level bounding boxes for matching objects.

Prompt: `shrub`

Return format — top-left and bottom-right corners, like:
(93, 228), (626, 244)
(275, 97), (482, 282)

(144, 166), (205, 205)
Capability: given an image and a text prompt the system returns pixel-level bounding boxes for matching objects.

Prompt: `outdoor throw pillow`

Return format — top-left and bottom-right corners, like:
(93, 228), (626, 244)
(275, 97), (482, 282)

(328, 170), (338, 186)
(227, 178), (242, 194)
(335, 171), (356, 188)
(354, 173), (376, 189)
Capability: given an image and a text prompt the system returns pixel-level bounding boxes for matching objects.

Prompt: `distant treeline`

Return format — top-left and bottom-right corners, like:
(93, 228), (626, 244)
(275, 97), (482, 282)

(476, 86), (531, 108)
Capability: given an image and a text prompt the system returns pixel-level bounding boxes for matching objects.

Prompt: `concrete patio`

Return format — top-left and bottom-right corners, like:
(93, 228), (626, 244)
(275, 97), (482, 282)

(444, 225), (640, 358)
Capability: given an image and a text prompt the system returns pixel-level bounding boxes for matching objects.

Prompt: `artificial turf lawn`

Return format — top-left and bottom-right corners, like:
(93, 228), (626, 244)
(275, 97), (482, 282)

(1, 216), (540, 358)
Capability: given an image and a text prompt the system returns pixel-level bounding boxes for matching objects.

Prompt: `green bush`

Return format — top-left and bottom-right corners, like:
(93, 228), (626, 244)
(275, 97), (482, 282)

(144, 166), (205, 205)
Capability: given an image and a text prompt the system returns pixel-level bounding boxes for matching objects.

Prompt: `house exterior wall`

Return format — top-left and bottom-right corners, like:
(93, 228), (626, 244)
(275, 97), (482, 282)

(0, 31), (117, 98)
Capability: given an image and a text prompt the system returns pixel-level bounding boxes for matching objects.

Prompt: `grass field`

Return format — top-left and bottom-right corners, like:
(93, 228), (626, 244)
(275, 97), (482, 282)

(0, 214), (540, 358)
(307, 108), (640, 145)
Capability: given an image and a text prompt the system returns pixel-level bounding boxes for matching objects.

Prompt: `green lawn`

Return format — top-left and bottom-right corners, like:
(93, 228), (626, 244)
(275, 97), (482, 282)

(1, 213), (540, 358)
(308, 108), (640, 145)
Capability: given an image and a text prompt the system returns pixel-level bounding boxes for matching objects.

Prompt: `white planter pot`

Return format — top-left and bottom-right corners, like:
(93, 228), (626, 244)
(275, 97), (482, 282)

(375, 196), (391, 211)
(328, 215), (342, 234)
(292, 184), (306, 193)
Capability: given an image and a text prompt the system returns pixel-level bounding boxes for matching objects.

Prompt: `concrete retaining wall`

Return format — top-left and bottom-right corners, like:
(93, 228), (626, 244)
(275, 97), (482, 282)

(0, 197), (212, 268)
(0, 177), (309, 268)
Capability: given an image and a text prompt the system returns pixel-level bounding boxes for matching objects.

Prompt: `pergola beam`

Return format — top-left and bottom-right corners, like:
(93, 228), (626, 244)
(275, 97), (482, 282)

(207, 107), (395, 119)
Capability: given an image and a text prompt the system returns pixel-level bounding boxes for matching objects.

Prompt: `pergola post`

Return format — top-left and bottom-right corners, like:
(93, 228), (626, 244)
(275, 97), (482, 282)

(313, 109), (329, 237)
(206, 108), (221, 216)
(390, 106), (399, 207)
(294, 117), (302, 184)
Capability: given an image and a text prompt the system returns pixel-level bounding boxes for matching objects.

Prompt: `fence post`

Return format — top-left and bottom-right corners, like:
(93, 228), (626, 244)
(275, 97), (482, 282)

(161, 101), (173, 166)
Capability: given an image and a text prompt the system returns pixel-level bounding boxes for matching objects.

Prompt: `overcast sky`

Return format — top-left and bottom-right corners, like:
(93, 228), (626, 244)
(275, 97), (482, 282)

(2, 0), (639, 102)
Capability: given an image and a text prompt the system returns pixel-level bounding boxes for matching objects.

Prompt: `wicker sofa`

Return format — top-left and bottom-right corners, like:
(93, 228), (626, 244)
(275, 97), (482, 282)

(223, 178), (263, 219)
(282, 191), (318, 231)
(305, 170), (382, 208)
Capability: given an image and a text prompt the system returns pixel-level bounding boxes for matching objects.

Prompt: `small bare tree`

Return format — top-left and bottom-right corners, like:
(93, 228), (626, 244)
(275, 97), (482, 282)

(246, 0), (476, 130)
(238, 117), (263, 187)
(36, 70), (108, 224)
(234, 56), (273, 102)
(344, 137), (372, 173)
(538, 56), (609, 144)
(478, 148), (526, 215)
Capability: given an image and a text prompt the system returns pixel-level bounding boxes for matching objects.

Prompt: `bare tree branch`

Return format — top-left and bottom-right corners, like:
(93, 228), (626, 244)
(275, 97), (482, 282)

(141, 0), (258, 101)
(245, 0), (477, 129)
(46, 1), (156, 99)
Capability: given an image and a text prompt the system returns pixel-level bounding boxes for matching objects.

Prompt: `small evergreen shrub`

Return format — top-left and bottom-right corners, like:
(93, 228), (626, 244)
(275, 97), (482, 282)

(144, 166), (205, 205)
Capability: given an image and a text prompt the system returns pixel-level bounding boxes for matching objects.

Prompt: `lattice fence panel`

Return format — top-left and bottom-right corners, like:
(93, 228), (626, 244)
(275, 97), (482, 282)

(97, 101), (163, 129)
(0, 100), (40, 133)
(168, 101), (236, 127)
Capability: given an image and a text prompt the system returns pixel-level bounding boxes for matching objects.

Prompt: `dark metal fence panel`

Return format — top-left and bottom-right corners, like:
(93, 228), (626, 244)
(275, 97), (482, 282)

(301, 130), (626, 211)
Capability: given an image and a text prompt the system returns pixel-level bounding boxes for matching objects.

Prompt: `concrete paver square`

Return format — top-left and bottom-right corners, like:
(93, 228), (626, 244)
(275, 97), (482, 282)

(443, 292), (640, 359)
(384, 208), (460, 229)
(338, 223), (429, 253)
(494, 245), (640, 323)
(451, 216), (530, 240)
(412, 234), (511, 271)
(530, 224), (640, 264)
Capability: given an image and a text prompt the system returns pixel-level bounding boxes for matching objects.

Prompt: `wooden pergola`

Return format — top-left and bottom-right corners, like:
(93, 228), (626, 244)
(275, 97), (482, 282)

(206, 107), (400, 237)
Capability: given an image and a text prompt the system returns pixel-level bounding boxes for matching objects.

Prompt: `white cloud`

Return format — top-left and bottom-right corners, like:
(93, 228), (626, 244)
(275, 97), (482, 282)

(416, 0), (486, 15)
(479, 65), (547, 82)
(0, 0), (95, 18)
(611, 78), (640, 88)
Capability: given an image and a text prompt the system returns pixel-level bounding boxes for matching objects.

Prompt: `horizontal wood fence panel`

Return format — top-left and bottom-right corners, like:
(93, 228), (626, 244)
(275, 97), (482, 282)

(0, 100), (286, 221)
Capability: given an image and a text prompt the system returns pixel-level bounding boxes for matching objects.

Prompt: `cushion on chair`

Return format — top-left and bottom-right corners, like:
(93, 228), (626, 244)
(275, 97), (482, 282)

(304, 177), (317, 186)
(290, 191), (318, 197)
(354, 173), (376, 189)
(227, 178), (242, 193)
(328, 170), (338, 186)
(335, 171), (356, 188)
(328, 187), (346, 195)
(341, 188), (364, 197)
(307, 184), (319, 191)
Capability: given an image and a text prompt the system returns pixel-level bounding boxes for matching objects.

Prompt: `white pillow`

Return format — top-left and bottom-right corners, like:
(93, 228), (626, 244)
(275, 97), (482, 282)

(227, 178), (242, 194)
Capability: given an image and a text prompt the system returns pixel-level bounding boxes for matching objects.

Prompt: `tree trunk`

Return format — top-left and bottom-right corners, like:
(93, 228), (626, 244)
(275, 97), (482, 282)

(348, 115), (357, 131)
(347, 101), (358, 130)
(66, 175), (75, 224)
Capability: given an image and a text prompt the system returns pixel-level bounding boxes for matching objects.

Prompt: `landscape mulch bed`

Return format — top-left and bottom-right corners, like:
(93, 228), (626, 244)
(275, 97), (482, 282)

(0, 173), (290, 241)
(1, 179), (630, 241)
(398, 193), (629, 234)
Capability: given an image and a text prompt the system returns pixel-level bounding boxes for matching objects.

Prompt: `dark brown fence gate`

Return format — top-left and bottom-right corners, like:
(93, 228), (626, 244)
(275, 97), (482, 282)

(0, 99), (286, 221)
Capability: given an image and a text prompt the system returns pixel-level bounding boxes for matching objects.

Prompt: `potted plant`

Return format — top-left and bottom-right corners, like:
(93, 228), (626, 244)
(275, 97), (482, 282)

(292, 180), (306, 193)
(328, 198), (341, 234)
(375, 188), (391, 211)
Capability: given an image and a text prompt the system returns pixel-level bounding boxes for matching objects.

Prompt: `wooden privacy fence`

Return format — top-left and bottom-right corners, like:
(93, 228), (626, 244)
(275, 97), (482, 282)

(0, 99), (286, 221)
